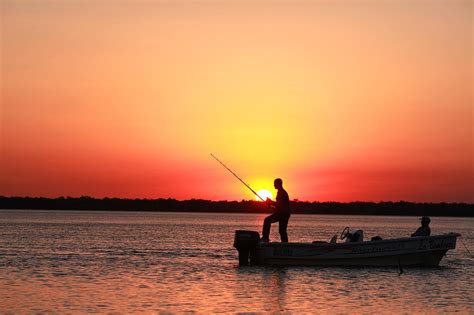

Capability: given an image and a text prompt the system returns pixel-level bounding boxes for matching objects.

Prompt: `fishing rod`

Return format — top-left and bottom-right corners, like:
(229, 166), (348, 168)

(210, 153), (265, 202)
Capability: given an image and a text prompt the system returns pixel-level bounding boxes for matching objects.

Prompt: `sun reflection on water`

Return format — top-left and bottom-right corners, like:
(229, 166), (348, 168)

(0, 211), (472, 313)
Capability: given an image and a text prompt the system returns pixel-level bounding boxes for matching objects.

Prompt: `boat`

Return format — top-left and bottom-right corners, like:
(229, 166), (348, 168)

(233, 229), (460, 267)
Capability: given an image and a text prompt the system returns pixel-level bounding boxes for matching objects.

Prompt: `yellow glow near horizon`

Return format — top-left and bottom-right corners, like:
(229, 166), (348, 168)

(256, 189), (273, 202)
(1, 1), (472, 202)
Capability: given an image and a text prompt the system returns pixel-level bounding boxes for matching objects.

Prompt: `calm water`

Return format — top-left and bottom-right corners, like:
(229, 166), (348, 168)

(0, 211), (473, 314)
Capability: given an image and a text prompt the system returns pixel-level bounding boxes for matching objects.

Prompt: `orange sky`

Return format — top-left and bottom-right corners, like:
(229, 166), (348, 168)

(1, 1), (473, 202)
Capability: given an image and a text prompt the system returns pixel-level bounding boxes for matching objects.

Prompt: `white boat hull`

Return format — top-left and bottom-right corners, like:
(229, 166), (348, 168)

(235, 231), (460, 267)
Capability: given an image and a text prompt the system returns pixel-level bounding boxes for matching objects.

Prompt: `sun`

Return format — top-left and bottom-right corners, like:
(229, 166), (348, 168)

(256, 189), (273, 201)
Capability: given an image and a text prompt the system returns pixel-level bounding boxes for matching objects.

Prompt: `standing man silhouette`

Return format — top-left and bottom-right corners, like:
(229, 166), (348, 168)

(261, 178), (291, 242)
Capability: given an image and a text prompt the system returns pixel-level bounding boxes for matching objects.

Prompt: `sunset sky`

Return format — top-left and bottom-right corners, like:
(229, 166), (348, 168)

(1, 1), (473, 202)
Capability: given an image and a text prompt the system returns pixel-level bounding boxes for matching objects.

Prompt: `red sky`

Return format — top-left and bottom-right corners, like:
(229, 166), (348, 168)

(1, 1), (473, 202)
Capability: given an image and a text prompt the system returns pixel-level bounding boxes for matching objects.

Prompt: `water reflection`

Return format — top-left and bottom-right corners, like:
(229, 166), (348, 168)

(0, 211), (472, 313)
(234, 266), (289, 312)
(269, 268), (288, 312)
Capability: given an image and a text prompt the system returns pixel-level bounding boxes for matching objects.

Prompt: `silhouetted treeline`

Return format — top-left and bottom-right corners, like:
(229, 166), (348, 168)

(0, 196), (473, 217)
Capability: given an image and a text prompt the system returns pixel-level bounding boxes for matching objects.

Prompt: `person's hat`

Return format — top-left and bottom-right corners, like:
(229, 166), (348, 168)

(420, 216), (431, 223)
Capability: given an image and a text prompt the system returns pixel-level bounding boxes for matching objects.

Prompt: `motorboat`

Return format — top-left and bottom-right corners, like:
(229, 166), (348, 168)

(233, 228), (460, 267)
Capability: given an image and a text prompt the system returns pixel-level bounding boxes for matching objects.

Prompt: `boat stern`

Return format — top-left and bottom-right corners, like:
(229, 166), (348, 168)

(233, 230), (260, 266)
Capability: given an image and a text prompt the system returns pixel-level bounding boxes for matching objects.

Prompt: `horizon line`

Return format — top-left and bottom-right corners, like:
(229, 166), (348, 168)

(1, 195), (473, 205)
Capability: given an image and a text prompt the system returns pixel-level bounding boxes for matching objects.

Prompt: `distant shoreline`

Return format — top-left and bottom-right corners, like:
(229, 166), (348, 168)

(1, 196), (473, 217)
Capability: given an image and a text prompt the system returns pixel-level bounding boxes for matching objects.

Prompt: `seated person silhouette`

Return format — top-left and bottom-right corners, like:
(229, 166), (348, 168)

(411, 216), (431, 237)
(261, 178), (291, 243)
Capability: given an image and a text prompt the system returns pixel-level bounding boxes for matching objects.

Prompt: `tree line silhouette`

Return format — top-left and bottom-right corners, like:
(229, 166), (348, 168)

(0, 196), (472, 217)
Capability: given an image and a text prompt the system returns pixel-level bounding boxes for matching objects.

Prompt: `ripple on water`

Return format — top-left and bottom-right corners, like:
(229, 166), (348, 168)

(0, 212), (473, 313)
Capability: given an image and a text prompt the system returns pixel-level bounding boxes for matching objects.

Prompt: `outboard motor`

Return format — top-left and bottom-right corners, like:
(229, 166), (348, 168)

(233, 230), (260, 266)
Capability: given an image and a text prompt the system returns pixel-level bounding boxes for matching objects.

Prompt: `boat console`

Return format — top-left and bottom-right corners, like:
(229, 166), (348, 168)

(341, 226), (364, 242)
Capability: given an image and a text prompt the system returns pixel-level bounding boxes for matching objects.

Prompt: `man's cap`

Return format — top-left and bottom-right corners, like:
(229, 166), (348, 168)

(420, 216), (431, 223)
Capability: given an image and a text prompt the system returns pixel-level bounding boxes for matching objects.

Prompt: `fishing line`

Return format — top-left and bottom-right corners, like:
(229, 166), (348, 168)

(459, 238), (473, 258)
